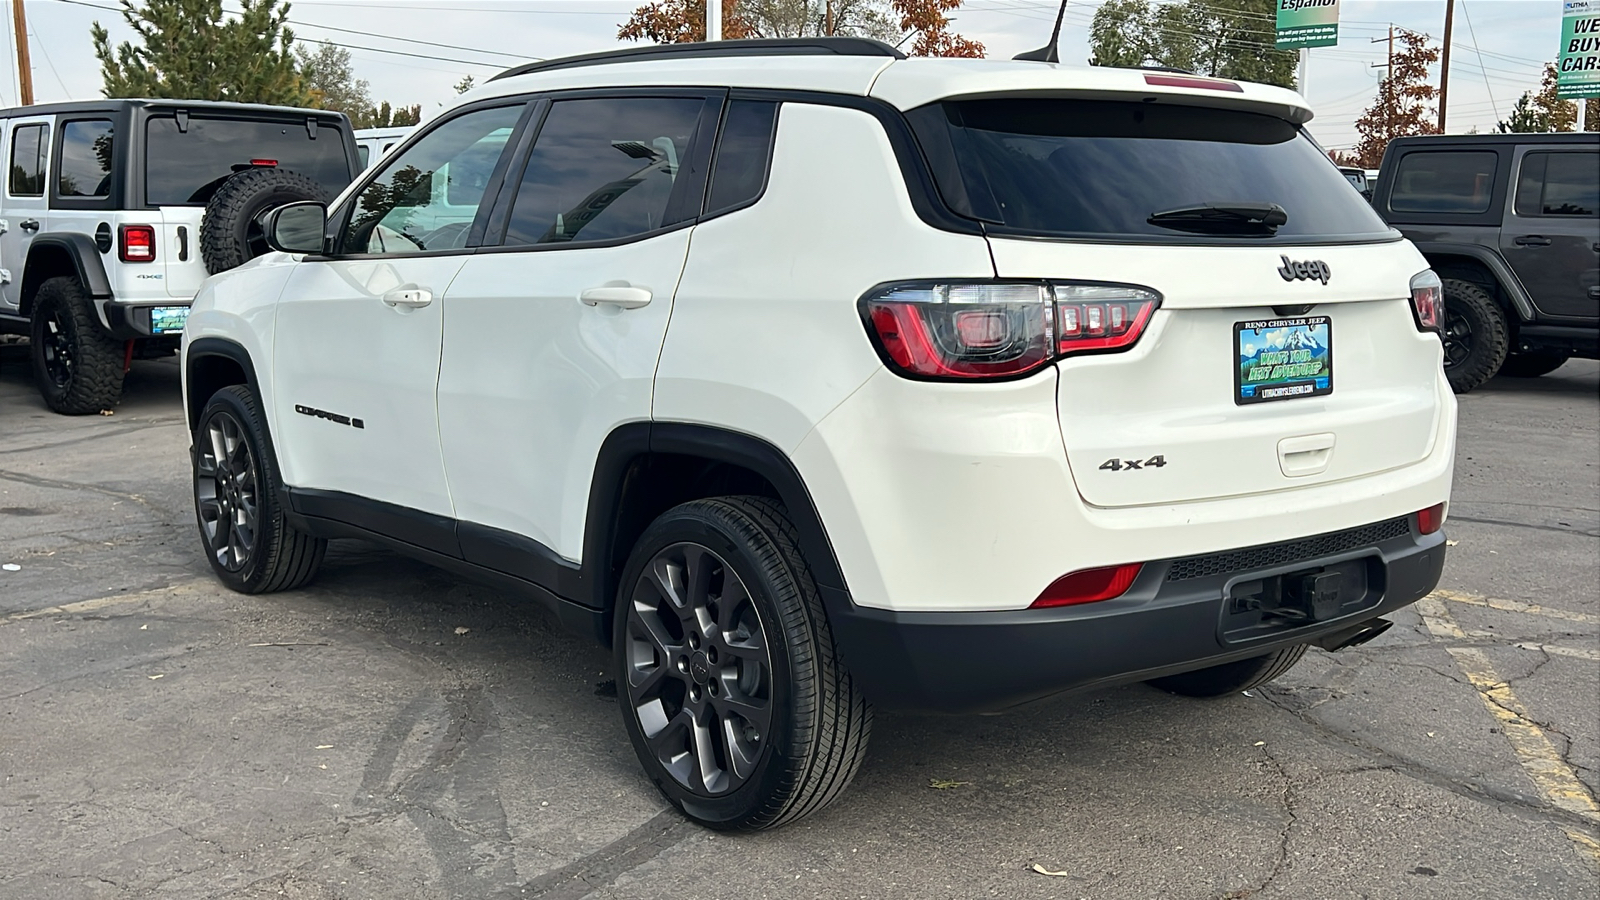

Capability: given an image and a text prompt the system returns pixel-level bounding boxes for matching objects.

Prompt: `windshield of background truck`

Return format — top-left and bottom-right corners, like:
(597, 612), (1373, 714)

(145, 115), (351, 206)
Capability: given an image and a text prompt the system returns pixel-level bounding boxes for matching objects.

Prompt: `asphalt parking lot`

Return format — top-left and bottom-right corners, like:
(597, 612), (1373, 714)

(0, 342), (1595, 900)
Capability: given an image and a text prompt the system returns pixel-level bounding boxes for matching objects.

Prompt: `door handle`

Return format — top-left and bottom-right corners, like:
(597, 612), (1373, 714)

(19, 219), (39, 233)
(382, 287), (433, 309)
(580, 285), (652, 309)
(1513, 235), (1552, 247)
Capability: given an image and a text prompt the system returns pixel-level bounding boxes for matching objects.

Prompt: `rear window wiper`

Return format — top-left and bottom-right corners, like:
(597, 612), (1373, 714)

(1147, 202), (1288, 235)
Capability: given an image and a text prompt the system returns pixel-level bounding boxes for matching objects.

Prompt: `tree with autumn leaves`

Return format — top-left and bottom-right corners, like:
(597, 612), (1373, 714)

(1339, 29), (1440, 169)
(619, 0), (982, 57)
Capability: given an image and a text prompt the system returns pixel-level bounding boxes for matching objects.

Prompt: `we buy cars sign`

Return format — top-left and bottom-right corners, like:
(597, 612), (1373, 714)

(1558, 0), (1600, 98)
(1276, 0), (1340, 51)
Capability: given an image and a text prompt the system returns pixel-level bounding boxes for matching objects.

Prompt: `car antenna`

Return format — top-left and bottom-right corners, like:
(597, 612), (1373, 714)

(1013, 0), (1067, 63)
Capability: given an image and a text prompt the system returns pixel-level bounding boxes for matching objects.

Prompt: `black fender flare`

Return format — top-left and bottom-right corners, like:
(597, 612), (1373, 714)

(581, 422), (853, 635)
(1410, 241), (1536, 322)
(183, 337), (262, 431)
(23, 233), (114, 313)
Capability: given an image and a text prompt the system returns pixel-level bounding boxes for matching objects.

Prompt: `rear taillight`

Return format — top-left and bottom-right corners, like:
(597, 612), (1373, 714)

(1031, 563), (1143, 608)
(1409, 270), (1442, 333)
(119, 224), (156, 262)
(861, 281), (1161, 381)
(1416, 503), (1446, 535)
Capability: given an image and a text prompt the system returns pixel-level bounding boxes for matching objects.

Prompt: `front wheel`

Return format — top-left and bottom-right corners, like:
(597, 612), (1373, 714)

(1146, 644), (1308, 698)
(614, 496), (872, 830)
(193, 385), (326, 593)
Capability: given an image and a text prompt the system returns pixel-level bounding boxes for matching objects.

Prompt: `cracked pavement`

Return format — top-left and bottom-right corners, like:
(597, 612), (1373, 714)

(1, 346), (1596, 899)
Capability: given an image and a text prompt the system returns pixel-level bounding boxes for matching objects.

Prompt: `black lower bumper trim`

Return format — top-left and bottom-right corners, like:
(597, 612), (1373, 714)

(827, 526), (1446, 714)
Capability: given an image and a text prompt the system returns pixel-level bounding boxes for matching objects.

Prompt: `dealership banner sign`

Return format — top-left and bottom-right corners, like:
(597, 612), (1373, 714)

(1276, 0), (1340, 50)
(1558, 0), (1600, 99)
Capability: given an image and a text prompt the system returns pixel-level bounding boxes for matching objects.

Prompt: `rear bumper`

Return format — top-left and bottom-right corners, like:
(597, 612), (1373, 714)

(104, 301), (191, 340)
(827, 521), (1445, 714)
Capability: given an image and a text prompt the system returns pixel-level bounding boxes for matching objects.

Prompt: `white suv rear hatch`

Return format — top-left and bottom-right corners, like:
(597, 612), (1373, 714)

(903, 93), (1442, 508)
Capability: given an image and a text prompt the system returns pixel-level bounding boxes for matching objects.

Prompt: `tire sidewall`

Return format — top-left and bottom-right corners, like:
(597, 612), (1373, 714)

(193, 385), (285, 591)
(1441, 279), (1508, 393)
(201, 169), (329, 274)
(29, 282), (76, 408)
(28, 277), (123, 414)
(613, 505), (808, 828)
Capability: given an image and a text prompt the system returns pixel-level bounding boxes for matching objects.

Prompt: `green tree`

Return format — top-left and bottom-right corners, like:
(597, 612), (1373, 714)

(1089, 0), (1296, 89)
(454, 75), (476, 95)
(296, 43), (370, 115)
(92, 0), (314, 105)
(619, 1), (903, 46)
(1498, 64), (1580, 133)
(353, 101), (422, 129)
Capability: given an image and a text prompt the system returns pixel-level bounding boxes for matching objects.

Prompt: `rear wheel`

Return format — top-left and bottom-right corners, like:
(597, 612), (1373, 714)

(1439, 279), (1508, 394)
(1497, 349), (1570, 379)
(615, 496), (872, 830)
(193, 385), (326, 593)
(28, 276), (124, 414)
(1147, 645), (1308, 698)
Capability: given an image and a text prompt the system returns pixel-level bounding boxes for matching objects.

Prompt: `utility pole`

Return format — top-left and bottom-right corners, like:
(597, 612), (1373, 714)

(706, 0), (721, 41)
(12, 0), (33, 106)
(1439, 0), (1456, 132)
(826, 0), (834, 37)
(1371, 26), (1396, 133)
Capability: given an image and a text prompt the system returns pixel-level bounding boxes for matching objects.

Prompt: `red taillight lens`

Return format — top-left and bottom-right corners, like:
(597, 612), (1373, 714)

(1032, 563), (1144, 608)
(119, 224), (156, 262)
(1410, 270), (1442, 332)
(862, 281), (1160, 380)
(1416, 503), (1446, 535)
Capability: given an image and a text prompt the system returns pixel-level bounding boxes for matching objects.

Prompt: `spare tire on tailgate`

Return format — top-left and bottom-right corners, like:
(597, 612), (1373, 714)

(200, 168), (330, 274)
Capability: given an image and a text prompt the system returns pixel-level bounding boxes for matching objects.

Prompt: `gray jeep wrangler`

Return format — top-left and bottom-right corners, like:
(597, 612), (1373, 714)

(1371, 132), (1598, 392)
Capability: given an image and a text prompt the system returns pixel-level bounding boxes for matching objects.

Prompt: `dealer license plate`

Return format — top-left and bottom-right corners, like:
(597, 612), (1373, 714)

(1235, 316), (1332, 405)
(150, 306), (190, 335)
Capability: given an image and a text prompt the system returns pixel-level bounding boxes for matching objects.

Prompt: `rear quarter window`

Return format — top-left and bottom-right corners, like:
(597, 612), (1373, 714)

(1390, 150), (1498, 214)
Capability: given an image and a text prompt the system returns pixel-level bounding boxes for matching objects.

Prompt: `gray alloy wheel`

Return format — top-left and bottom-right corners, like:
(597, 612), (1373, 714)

(195, 409), (260, 572)
(621, 540), (775, 797)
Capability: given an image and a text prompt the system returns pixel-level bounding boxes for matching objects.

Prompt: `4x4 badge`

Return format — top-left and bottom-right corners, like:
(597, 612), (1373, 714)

(1278, 256), (1331, 285)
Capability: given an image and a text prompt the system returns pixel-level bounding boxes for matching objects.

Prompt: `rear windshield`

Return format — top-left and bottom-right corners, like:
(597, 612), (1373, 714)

(907, 99), (1392, 243)
(144, 115), (354, 206)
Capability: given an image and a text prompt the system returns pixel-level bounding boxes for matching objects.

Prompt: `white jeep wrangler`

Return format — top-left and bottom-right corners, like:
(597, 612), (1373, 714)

(0, 99), (358, 413)
(182, 38), (1456, 830)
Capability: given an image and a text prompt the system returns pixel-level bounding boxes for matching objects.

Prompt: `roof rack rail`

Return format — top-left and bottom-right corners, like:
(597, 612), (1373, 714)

(489, 37), (906, 83)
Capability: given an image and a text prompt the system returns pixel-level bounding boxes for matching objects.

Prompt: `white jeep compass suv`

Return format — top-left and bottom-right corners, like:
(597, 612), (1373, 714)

(182, 38), (1456, 831)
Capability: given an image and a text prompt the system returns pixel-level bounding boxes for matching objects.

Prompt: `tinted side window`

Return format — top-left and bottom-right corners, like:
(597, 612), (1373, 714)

(344, 104), (522, 255)
(503, 97), (706, 246)
(9, 124), (47, 196)
(1390, 151), (1498, 214)
(1518, 151), (1598, 217)
(706, 100), (778, 214)
(58, 119), (114, 198)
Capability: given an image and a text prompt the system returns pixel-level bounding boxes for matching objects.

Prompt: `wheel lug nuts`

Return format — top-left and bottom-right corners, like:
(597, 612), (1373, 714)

(709, 682), (718, 695)
(688, 634), (699, 649)
(677, 657), (688, 673)
(690, 686), (701, 702)
(707, 647), (718, 664)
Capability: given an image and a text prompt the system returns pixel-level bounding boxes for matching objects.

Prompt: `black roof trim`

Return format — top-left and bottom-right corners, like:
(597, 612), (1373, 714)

(0, 98), (347, 120)
(1387, 132), (1600, 147)
(489, 37), (906, 83)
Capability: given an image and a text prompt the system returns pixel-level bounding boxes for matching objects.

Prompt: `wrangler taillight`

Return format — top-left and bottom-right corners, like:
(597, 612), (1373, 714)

(119, 224), (156, 262)
(1410, 269), (1442, 333)
(861, 281), (1161, 381)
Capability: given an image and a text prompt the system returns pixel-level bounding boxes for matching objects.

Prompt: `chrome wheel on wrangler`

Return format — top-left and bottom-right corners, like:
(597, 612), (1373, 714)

(196, 411), (259, 571)
(623, 542), (774, 796)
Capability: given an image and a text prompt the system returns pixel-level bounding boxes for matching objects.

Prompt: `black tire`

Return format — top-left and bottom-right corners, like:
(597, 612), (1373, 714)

(1440, 279), (1509, 394)
(200, 168), (330, 274)
(28, 276), (125, 414)
(1147, 644), (1308, 698)
(614, 496), (872, 830)
(193, 385), (326, 593)
(1497, 349), (1570, 379)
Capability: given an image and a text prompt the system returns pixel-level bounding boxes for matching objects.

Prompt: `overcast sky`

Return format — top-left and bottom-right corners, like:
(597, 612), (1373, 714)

(8, 0), (1571, 150)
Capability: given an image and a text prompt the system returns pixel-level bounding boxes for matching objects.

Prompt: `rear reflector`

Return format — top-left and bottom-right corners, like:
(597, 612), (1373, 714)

(1416, 503), (1446, 535)
(119, 224), (156, 262)
(250, 158), (278, 167)
(1143, 73), (1244, 93)
(1031, 563), (1143, 608)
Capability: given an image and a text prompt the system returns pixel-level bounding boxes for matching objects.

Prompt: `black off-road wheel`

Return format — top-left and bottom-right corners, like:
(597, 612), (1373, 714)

(1440, 279), (1509, 394)
(200, 168), (330, 274)
(1147, 645), (1308, 698)
(1497, 349), (1571, 379)
(615, 496), (872, 830)
(194, 385), (326, 593)
(28, 276), (125, 414)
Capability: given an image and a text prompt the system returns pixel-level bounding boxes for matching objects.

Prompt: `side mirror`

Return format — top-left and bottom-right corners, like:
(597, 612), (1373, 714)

(263, 201), (327, 254)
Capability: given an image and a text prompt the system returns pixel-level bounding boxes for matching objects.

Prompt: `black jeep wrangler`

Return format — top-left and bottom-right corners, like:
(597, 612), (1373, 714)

(1371, 133), (1598, 392)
